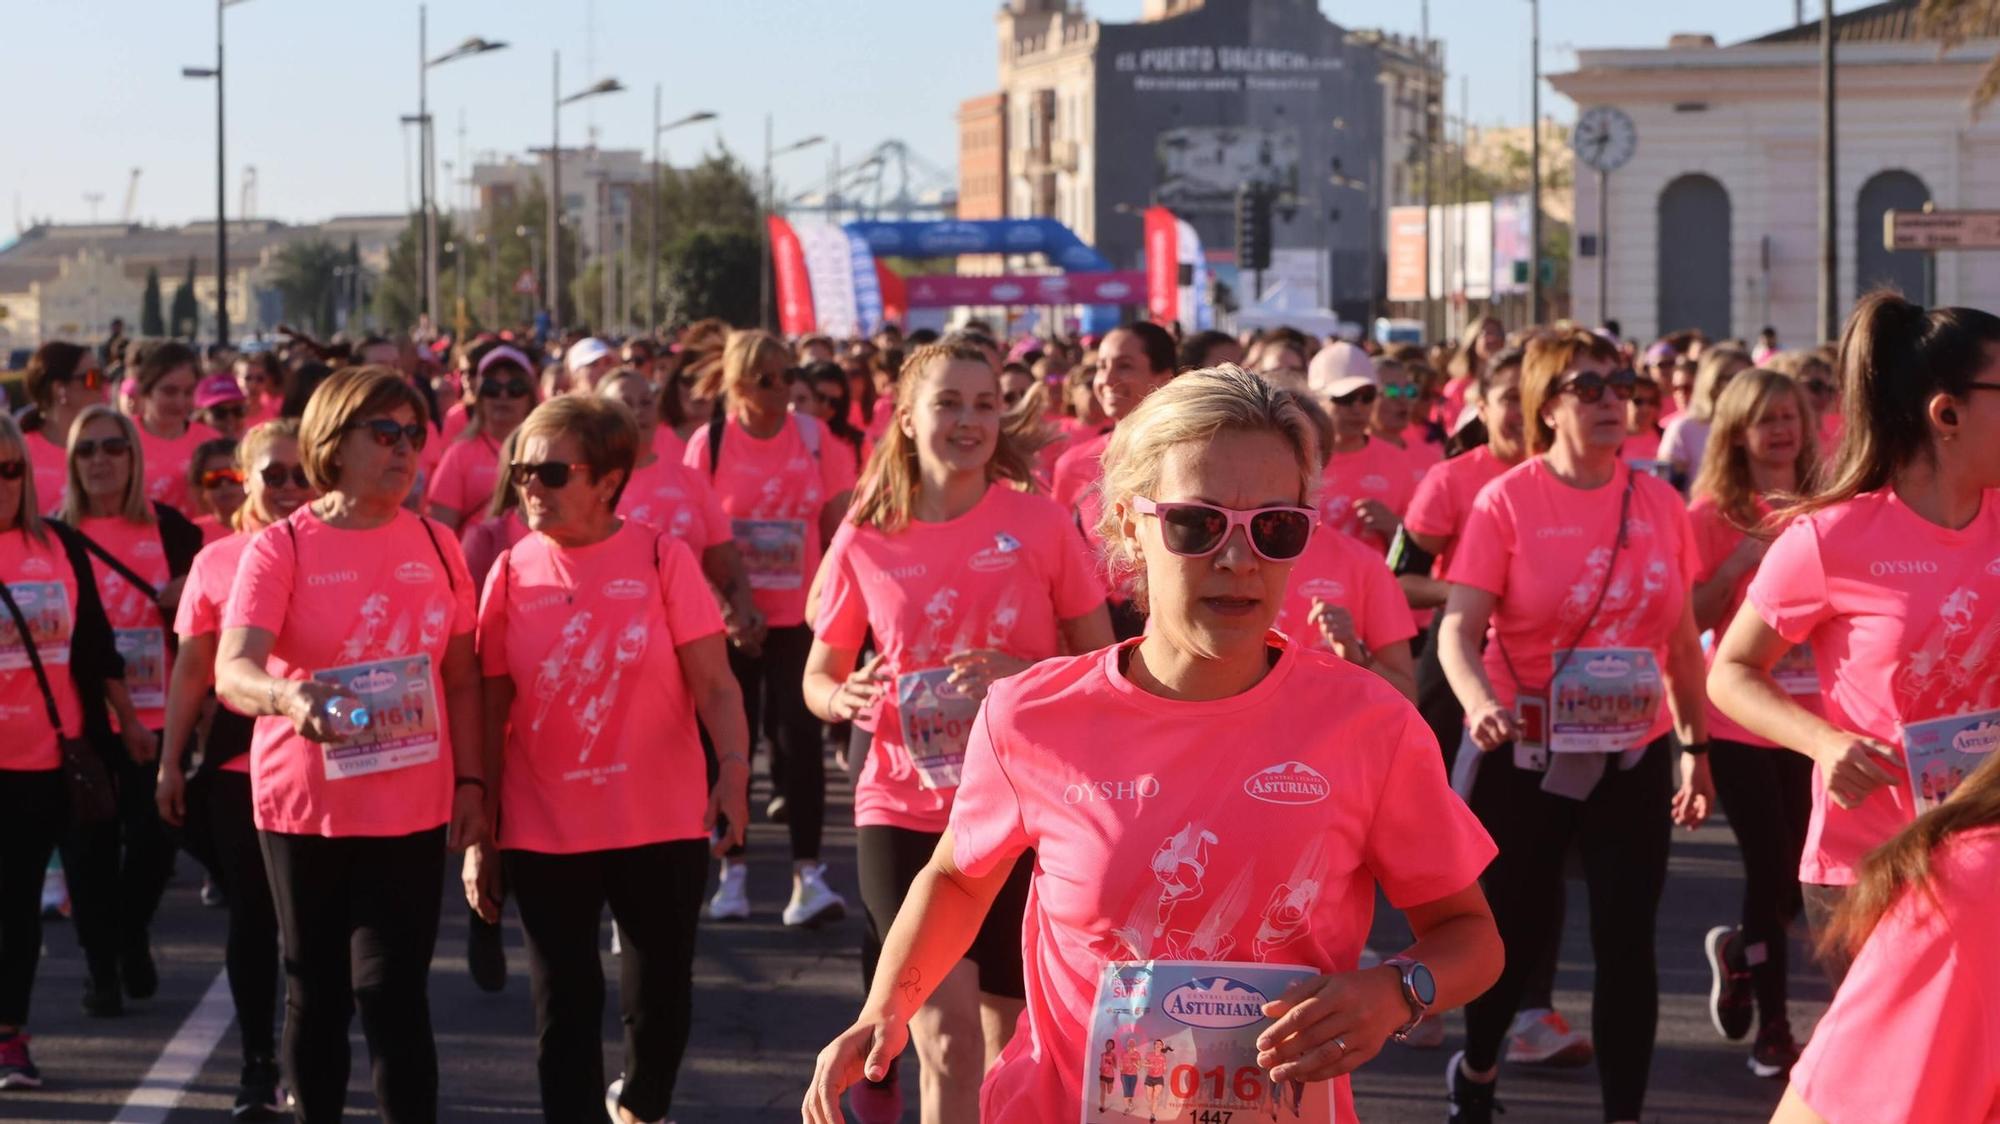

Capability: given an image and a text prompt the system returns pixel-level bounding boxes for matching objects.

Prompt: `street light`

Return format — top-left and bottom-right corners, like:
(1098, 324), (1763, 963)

(649, 88), (718, 334)
(414, 6), (506, 335)
(759, 119), (827, 331)
(181, 0), (253, 345)
(547, 54), (626, 335)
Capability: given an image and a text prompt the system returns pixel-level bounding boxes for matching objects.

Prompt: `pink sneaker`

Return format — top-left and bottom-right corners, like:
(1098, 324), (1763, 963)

(847, 1077), (904, 1124)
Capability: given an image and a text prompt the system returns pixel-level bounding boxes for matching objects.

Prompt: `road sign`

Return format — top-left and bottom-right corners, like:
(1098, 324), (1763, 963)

(513, 268), (539, 296)
(1885, 210), (2000, 251)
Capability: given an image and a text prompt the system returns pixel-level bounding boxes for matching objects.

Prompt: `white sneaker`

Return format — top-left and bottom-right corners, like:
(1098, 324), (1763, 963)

(782, 863), (847, 928)
(604, 1076), (673, 1124)
(1504, 1007), (1594, 1067)
(705, 863), (750, 922)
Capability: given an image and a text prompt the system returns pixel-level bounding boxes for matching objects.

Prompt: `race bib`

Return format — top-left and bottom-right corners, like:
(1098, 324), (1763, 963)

(895, 668), (980, 790)
(311, 654), (441, 780)
(114, 627), (167, 710)
(1902, 708), (2000, 815)
(1546, 647), (1663, 754)
(734, 518), (807, 591)
(1081, 960), (1334, 1124)
(0, 581), (72, 670)
(1771, 642), (1819, 697)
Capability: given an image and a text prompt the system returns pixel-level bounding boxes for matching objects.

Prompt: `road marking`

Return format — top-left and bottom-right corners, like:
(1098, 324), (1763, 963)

(111, 969), (234, 1123)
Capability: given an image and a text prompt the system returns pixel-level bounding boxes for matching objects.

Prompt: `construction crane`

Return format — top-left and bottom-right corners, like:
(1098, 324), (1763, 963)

(787, 140), (956, 222)
(120, 168), (142, 223)
(240, 166), (258, 222)
(83, 193), (105, 223)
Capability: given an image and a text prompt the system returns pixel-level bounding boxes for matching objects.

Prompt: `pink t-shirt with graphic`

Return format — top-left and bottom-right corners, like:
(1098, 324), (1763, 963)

(0, 530), (84, 770)
(1272, 527), (1418, 656)
(27, 430), (67, 514)
(1446, 459), (1699, 746)
(136, 421), (221, 516)
(174, 531), (255, 774)
(477, 523), (724, 854)
(950, 634), (1494, 1124)
(1747, 489), (2000, 885)
(427, 432), (504, 520)
(682, 413), (855, 629)
(223, 507), (476, 838)
(815, 485), (1107, 833)
(1319, 437), (1415, 553)
(1404, 445), (1512, 580)
(1688, 496), (1824, 748)
(1790, 827), (2000, 1123)
(617, 456), (732, 550)
(77, 516), (173, 731)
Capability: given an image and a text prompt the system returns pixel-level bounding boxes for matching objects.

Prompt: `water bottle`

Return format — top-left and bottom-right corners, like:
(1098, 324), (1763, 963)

(321, 695), (371, 738)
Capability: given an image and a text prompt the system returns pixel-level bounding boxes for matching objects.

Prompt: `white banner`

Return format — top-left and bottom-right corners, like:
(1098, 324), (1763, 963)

(795, 222), (860, 338)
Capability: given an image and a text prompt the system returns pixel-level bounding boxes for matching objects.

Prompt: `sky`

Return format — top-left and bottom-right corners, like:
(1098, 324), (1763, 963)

(9, 0), (1838, 232)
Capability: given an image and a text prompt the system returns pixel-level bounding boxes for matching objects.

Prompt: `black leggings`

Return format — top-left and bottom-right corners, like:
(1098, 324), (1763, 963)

(725, 624), (823, 861)
(1462, 741), (1672, 1122)
(856, 823), (1031, 1001)
(207, 770), (279, 1061)
(504, 839), (708, 1123)
(0, 768), (66, 1028)
(261, 827), (445, 1124)
(61, 737), (177, 977)
(1707, 739), (1813, 1030)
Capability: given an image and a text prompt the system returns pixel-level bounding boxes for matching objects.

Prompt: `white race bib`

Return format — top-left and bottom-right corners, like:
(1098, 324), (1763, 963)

(0, 581), (72, 670)
(1545, 647), (1664, 754)
(311, 654), (441, 780)
(733, 518), (807, 591)
(114, 627), (167, 710)
(1902, 707), (2000, 815)
(894, 668), (979, 790)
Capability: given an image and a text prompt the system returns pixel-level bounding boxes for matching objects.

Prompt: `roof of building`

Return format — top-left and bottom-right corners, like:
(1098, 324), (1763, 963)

(1745, 0), (2000, 45)
(0, 215), (407, 283)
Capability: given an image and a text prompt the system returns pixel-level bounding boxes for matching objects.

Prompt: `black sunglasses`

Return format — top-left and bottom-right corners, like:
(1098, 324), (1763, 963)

(75, 436), (133, 459)
(0, 460), (24, 481)
(1559, 370), (1638, 405)
(206, 404), (246, 420)
(1331, 387), (1378, 408)
(258, 463), (310, 489)
(509, 461), (592, 489)
(479, 378), (534, 400)
(349, 419), (428, 450)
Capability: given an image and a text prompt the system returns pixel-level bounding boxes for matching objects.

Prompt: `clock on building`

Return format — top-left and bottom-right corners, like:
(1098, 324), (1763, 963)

(1572, 106), (1637, 173)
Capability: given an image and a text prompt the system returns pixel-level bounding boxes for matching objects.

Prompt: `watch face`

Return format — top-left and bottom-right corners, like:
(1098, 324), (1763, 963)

(1409, 963), (1437, 1007)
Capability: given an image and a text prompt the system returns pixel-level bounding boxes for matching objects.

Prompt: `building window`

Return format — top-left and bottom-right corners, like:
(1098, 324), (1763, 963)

(1855, 170), (1932, 303)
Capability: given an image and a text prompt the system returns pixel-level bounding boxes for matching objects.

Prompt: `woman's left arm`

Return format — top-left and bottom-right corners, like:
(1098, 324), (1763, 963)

(679, 631), (749, 853)
(1662, 601), (1714, 829)
(442, 631), (485, 849)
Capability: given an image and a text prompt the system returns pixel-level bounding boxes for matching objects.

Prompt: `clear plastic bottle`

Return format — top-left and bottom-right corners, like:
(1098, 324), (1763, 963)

(321, 695), (372, 738)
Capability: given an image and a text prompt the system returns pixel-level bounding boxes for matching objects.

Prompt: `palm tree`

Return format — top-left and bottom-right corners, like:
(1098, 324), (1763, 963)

(1920, 0), (2000, 111)
(271, 239), (347, 337)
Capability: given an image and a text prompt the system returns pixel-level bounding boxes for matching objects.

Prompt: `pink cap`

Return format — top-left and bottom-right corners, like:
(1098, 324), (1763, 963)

(195, 374), (246, 409)
(1306, 341), (1377, 399)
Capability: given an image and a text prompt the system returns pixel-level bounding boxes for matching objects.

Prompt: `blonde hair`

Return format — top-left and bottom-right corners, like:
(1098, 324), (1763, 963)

(847, 341), (1041, 534)
(0, 413), (48, 543)
(234, 418), (303, 532)
(1687, 345), (1753, 423)
(1095, 365), (1321, 610)
(1690, 369), (1820, 533)
(703, 329), (790, 405)
(61, 405), (153, 525)
(298, 365), (431, 492)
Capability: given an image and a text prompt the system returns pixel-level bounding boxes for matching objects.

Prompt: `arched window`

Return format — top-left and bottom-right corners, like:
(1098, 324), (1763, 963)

(1855, 170), (1932, 302)
(1657, 174), (1732, 339)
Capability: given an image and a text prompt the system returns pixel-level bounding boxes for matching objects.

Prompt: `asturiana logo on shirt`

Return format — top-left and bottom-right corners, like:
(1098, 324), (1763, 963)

(601, 579), (647, 601)
(1871, 560), (1941, 577)
(1161, 976), (1273, 1030)
(968, 543), (1021, 574)
(1584, 653), (1634, 679)
(395, 561), (435, 584)
(307, 570), (360, 587)
(1244, 761), (1330, 805)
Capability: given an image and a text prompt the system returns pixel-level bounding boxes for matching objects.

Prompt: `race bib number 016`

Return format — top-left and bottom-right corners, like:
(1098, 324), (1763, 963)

(1081, 959), (1333, 1124)
(1903, 708), (2000, 815)
(311, 655), (441, 780)
(895, 668), (979, 790)
(1546, 647), (1663, 754)
(734, 519), (807, 591)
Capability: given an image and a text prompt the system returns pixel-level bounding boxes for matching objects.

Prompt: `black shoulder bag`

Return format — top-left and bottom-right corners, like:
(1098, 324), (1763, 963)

(0, 580), (117, 825)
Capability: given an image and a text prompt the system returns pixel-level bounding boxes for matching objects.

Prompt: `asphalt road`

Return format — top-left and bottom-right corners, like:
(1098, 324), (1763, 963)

(9, 756), (1821, 1123)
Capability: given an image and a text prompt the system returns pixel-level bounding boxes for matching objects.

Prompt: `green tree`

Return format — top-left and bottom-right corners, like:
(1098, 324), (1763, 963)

(1921, 0), (2000, 111)
(662, 228), (761, 327)
(170, 257), (199, 339)
(272, 239), (347, 337)
(640, 151), (763, 329)
(140, 267), (165, 337)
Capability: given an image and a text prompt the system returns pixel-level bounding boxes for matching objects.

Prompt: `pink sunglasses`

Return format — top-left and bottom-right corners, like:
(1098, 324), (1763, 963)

(1130, 496), (1316, 561)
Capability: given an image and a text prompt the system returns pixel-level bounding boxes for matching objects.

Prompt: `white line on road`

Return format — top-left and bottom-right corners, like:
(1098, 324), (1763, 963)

(111, 969), (234, 1123)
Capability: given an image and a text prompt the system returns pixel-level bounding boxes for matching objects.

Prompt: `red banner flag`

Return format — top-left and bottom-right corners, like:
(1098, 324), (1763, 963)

(1143, 206), (1179, 325)
(767, 215), (816, 336)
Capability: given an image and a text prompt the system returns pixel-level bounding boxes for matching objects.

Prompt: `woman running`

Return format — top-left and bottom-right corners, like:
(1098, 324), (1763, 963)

(806, 365), (1502, 1124)
(1097, 1039), (1117, 1114)
(427, 346), (537, 530)
(127, 340), (220, 516)
(804, 340), (1112, 1123)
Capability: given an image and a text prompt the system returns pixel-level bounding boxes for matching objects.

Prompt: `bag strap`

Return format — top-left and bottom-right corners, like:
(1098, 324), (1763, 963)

(72, 525), (162, 604)
(706, 412), (727, 477)
(1496, 471), (1636, 696)
(0, 579), (67, 734)
(417, 516), (457, 592)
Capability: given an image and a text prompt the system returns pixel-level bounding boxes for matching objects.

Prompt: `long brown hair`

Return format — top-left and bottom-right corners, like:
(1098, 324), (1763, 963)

(1821, 749), (2000, 960)
(1690, 369), (1820, 532)
(846, 341), (1039, 535)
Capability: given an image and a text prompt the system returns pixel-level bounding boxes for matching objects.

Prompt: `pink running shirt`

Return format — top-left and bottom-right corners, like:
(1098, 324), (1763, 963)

(1050, 430), (1122, 602)
(1272, 527), (1417, 656)
(26, 430), (67, 513)
(136, 421), (220, 516)
(76, 516), (173, 731)
(950, 634), (1495, 1124)
(459, 511), (530, 590)
(223, 507), (476, 838)
(174, 531), (255, 774)
(681, 413), (855, 629)
(1790, 827), (2000, 1123)
(617, 456), (732, 550)
(0, 530), (84, 771)
(1319, 437), (1415, 553)
(1687, 496), (1822, 749)
(477, 523), (724, 854)
(815, 485), (1107, 833)
(1404, 446), (1512, 580)
(427, 432), (503, 520)
(1747, 489), (2000, 884)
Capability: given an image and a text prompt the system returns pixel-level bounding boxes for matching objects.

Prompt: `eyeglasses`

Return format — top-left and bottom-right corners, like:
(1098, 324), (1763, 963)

(205, 404), (245, 421)
(1378, 384), (1421, 401)
(1331, 387), (1378, 408)
(348, 419), (428, 450)
(64, 369), (106, 391)
(509, 461), (593, 489)
(200, 467), (245, 489)
(257, 463), (310, 489)
(1558, 370), (1638, 404)
(74, 436), (133, 460)
(1632, 395), (1662, 409)
(1804, 379), (1834, 396)
(1129, 496), (1316, 562)
(0, 460), (24, 482)
(479, 377), (534, 400)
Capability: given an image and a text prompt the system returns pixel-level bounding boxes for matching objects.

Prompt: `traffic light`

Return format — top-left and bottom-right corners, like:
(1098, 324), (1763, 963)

(1236, 185), (1273, 273)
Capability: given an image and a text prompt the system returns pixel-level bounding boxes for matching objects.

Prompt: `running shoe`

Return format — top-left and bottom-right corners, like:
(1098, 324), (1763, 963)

(604, 1076), (673, 1124)
(1503, 1008), (1592, 1067)
(1747, 1020), (1803, 1079)
(81, 964), (124, 1017)
(782, 863), (847, 928)
(122, 940), (159, 1000)
(1705, 925), (1755, 1041)
(1444, 1050), (1503, 1121)
(0, 1034), (41, 1090)
(766, 794), (789, 823)
(706, 863), (750, 921)
(233, 1056), (283, 1120)
(847, 1074), (904, 1124)
(201, 877), (227, 908)
(467, 911), (507, 993)
(40, 864), (69, 919)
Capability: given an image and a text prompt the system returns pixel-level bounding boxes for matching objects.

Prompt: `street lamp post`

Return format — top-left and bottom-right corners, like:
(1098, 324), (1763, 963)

(181, 0), (252, 344)
(548, 53), (626, 335)
(1818, 0), (1838, 342)
(759, 117), (826, 331)
(649, 87), (717, 336)
(1528, 0), (1544, 325)
(416, 9), (506, 335)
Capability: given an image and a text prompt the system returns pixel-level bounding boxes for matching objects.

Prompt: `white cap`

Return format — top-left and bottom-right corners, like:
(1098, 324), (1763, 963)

(1307, 341), (1377, 399)
(565, 337), (613, 375)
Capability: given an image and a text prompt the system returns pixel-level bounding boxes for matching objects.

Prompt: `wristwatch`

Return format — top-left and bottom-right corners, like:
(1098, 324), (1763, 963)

(1382, 956), (1436, 1043)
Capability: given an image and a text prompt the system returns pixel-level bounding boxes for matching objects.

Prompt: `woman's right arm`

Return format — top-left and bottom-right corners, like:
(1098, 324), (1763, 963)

(804, 831), (1022, 1124)
(1439, 584), (1518, 751)
(215, 625), (342, 741)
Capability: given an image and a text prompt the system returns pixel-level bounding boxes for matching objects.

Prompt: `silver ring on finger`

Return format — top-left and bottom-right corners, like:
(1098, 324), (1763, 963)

(1332, 1035), (1349, 1058)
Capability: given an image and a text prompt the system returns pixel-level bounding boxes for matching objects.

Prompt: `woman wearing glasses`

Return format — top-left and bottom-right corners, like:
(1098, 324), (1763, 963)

(684, 330), (857, 928)
(195, 375), (250, 441)
(462, 396), (748, 1124)
(1367, 356), (1444, 485)
(804, 340), (1111, 1124)
(214, 367), (485, 1124)
(156, 419), (312, 1119)
(22, 342), (110, 504)
(187, 438), (245, 543)
(427, 346), (537, 530)
(1307, 344), (1412, 553)
(127, 340), (220, 517)
(806, 365), (1502, 1124)
(1438, 331), (1714, 1124)
(58, 405), (204, 1017)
